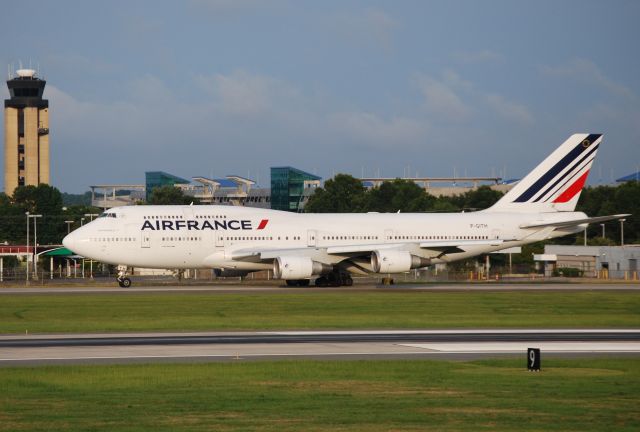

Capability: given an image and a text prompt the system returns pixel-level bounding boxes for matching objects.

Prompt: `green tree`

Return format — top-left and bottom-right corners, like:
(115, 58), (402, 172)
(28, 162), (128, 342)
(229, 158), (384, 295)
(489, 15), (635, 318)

(577, 182), (639, 244)
(11, 185), (65, 244)
(0, 192), (21, 243)
(460, 186), (504, 210)
(12, 184), (63, 215)
(364, 179), (436, 212)
(147, 186), (198, 205)
(0, 185), (103, 245)
(305, 174), (367, 213)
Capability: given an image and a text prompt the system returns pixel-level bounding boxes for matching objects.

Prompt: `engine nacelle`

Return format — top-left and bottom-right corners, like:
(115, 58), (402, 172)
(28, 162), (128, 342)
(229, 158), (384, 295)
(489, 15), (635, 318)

(371, 250), (431, 274)
(273, 256), (331, 280)
(214, 269), (252, 278)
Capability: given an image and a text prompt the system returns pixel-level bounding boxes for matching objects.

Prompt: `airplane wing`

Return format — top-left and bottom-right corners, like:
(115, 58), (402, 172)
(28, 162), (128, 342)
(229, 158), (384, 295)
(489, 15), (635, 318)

(519, 214), (630, 229)
(230, 238), (504, 262)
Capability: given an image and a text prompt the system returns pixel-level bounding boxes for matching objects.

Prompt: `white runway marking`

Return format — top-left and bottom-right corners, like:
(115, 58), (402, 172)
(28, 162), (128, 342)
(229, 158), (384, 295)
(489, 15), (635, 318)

(269, 329), (640, 335)
(399, 342), (640, 353)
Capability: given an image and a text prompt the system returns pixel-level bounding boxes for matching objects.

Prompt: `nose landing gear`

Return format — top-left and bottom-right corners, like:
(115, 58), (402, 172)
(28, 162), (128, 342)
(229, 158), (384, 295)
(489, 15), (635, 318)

(117, 267), (132, 288)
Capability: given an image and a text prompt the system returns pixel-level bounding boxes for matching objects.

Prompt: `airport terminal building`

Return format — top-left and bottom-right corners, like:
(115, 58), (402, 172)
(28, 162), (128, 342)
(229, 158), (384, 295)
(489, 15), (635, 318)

(90, 166), (321, 212)
(90, 167), (512, 212)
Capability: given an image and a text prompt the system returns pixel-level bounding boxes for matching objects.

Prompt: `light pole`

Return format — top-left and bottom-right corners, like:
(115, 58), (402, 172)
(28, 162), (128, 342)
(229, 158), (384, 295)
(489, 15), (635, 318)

(80, 217), (85, 227)
(84, 213), (99, 223)
(25, 212), (29, 281)
(620, 219), (626, 246)
(600, 223), (605, 239)
(27, 214), (42, 280)
(84, 213), (99, 278)
(65, 220), (74, 234)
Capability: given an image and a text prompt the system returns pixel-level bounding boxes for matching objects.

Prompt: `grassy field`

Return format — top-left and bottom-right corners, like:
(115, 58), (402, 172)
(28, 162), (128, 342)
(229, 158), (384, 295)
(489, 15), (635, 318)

(0, 358), (638, 431)
(1, 291), (639, 334)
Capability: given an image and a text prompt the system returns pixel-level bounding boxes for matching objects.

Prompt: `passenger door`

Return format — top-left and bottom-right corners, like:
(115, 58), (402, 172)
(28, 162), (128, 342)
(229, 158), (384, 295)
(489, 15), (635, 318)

(141, 232), (150, 248)
(307, 230), (317, 247)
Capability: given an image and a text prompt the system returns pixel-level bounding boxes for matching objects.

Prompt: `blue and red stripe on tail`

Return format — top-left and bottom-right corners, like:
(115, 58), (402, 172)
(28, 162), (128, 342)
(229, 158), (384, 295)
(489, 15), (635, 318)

(486, 134), (602, 213)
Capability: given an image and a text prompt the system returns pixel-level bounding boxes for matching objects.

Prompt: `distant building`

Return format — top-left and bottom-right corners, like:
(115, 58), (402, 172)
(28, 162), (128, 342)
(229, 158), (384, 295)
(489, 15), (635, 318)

(359, 176), (514, 197)
(270, 167), (321, 212)
(4, 68), (50, 194)
(616, 172), (640, 183)
(178, 175), (270, 208)
(534, 245), (640, 278)
(145, 171), (190, 200)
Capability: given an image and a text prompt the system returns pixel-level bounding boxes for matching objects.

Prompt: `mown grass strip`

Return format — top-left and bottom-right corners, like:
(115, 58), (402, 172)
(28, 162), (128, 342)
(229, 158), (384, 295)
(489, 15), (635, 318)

(1, 291), (639, 334)
(0, 358), (638, 431)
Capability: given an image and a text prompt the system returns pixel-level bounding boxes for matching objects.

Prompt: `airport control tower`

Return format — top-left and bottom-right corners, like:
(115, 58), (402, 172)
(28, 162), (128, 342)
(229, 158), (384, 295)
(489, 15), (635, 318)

(4, 68), (50, 194)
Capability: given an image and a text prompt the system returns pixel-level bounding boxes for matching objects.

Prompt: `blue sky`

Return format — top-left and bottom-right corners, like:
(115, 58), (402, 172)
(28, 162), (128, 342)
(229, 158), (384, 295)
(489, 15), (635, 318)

(1, 0), (639, 193)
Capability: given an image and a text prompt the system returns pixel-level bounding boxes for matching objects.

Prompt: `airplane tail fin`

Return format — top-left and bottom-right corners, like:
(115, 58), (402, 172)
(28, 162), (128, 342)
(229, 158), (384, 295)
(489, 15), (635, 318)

(486, 134), (602, 213)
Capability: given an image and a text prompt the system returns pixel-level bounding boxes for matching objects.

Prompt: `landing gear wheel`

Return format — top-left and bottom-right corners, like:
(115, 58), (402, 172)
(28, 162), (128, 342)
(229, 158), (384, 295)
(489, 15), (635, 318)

(314, 276), (328, 287)
(285, 279), (310, 287)
(328, 272), (341, 287)
(118, 277), (132, 288)
(343, 276), (353, 286)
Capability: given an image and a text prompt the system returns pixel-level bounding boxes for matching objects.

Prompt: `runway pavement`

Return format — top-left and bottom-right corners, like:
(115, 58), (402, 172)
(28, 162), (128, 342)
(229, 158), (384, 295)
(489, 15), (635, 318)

(1, 330), (639, 366)
(1, 282), (639, 294)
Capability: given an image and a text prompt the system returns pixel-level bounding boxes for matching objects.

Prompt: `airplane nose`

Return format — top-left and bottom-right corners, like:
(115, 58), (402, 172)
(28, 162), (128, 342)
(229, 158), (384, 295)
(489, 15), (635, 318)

(62, 231), (77, 253)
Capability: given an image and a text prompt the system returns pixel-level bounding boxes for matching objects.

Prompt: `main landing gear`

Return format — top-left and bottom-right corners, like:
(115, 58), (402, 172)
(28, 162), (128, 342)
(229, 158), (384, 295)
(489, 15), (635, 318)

(117, 267), (132, 288)
(284, 271), (354, 287)
(314, 271), (353, 287)
(285, 279), (310, 287)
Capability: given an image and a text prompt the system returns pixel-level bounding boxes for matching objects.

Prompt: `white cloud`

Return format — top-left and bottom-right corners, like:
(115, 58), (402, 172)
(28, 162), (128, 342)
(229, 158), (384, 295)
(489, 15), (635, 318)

(196, 70), (300, 116)
(441, 69), (473, 90)
(541, 58), (635, 100)
(415, 70), (533, 125)
(416, 74), (470, 120)
(485, 93), (534, 125)
(328, 111), (427, 148)
(128, 74), (174, 104)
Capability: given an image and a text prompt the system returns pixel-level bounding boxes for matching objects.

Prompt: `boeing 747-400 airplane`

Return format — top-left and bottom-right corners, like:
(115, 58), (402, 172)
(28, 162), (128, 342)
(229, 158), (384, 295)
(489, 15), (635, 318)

(63, 134), (628, 287)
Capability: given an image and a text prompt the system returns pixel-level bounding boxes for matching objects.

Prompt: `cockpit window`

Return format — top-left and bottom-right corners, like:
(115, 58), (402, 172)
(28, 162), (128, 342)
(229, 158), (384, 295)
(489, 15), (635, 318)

(99, 212), (117, 218)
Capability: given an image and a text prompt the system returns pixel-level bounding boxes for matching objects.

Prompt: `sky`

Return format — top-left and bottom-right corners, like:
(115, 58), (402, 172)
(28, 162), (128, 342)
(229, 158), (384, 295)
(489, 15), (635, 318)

(1, 0), (639, 193)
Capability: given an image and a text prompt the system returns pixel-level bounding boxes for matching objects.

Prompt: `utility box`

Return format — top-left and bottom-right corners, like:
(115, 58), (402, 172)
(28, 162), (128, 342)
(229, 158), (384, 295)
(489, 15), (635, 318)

(527, 348), (541, 371)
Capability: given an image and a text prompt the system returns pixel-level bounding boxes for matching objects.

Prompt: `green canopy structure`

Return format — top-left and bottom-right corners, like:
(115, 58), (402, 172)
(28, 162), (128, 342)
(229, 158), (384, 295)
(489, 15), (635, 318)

(40, 247), (82, 258)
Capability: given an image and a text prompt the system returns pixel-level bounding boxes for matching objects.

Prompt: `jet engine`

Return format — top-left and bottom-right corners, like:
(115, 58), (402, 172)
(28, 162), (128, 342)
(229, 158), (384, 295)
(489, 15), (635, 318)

(273, 256), (332, 280)
(371, 250), (431, 273)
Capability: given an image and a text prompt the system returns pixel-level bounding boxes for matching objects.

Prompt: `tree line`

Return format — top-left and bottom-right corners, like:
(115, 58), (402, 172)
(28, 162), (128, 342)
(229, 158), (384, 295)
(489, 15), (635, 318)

(0, 184), (101, 246)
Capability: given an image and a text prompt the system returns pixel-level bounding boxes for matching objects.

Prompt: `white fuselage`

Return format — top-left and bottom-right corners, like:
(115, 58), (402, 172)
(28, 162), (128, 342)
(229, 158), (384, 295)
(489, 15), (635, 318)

(63, 205), (585, 272)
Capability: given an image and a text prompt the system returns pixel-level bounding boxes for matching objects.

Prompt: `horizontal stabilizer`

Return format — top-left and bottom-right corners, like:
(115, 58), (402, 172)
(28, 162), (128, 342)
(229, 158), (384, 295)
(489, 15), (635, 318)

(519, 214), (630, 229)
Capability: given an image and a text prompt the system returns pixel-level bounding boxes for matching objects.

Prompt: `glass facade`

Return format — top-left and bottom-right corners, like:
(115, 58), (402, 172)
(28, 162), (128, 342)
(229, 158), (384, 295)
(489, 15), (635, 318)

(145, 171), (190, 200)
(270, 167), (321, 212)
